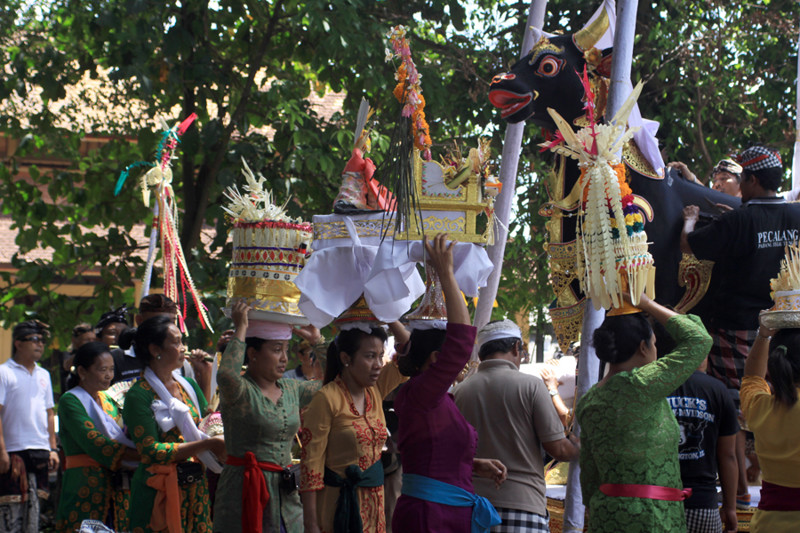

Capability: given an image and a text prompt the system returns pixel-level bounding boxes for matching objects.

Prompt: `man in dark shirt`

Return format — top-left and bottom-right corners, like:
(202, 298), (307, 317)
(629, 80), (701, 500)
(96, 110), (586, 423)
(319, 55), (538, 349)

(668, 358), (739, 533)
(680, 144), (800, 508)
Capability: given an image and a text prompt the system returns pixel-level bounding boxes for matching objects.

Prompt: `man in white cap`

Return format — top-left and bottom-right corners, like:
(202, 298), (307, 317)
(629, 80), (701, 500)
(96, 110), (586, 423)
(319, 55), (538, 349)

(454, 319), (579, 532)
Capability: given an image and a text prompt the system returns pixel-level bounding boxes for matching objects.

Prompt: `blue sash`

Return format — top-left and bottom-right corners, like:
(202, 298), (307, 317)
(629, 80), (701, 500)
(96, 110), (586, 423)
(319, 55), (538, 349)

(401, 473), (501, 533)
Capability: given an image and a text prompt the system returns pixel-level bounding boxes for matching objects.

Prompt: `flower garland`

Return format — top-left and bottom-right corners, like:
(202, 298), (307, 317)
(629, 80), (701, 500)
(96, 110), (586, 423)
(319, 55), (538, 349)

(386, 25), (432, 160)
(543, 77), (654, 310)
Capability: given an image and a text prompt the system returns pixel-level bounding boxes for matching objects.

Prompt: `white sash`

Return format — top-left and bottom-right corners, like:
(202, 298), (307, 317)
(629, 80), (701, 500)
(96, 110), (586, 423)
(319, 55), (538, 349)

(66, 386), (136, 449)
(144, 367), (223, 473)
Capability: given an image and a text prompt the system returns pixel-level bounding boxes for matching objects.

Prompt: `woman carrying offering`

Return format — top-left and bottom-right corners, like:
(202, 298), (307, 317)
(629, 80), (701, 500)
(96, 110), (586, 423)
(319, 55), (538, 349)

(122, 316), (226, 533)
(56, 341), (140, 532)
(214, 301), (321, 533)
(576, 294), (712, 533)
(392, 234), (506, 533)
(740, 323), (800, 532)
(299, 308), (407, 532)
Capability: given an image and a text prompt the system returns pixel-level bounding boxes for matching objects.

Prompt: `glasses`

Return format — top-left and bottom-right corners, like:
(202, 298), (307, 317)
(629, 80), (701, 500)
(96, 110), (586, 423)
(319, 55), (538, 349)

(21, 336), (45, 344)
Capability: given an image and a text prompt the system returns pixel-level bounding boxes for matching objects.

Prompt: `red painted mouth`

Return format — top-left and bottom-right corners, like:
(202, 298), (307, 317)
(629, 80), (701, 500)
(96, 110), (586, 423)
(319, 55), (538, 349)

(489, 90), (533, 119)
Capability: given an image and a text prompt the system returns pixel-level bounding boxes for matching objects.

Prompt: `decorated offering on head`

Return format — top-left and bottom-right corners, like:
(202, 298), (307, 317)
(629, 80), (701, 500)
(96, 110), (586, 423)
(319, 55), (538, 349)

(761, 243), (800, 329)
(223, 158), (312, 324)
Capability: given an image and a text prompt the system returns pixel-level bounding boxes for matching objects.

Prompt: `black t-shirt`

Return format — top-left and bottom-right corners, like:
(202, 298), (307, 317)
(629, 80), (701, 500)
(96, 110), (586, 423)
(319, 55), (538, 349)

(110, 347), (145, 384)
(667, 371), (739, 508)
(687, 197), (800, 330)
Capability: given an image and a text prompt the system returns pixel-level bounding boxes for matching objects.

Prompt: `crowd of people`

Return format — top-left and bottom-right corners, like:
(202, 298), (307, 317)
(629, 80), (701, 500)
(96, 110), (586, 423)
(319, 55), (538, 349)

(0, 146), (798, 533)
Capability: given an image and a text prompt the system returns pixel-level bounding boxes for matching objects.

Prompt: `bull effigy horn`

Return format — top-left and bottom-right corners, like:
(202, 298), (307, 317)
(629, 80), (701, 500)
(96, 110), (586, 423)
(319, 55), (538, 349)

(573, 9), (610, 51)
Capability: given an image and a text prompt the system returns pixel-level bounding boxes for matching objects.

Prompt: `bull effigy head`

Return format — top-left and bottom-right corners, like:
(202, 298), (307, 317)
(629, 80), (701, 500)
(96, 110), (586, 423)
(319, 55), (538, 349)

(489, 11), (612, 130)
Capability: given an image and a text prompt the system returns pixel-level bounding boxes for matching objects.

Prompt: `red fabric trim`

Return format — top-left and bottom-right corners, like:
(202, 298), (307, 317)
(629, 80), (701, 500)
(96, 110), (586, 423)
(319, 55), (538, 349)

(226, 452), (287, 533)
(599, 483), (692, 502)
(759, 480), (800, 511)
(740, 153), (770, 168)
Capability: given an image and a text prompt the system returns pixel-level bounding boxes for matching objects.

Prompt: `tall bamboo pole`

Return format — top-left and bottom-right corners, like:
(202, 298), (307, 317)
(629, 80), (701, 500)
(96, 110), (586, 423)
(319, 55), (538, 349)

(563, 2), (638, 531)
(472, 0), (548, 333)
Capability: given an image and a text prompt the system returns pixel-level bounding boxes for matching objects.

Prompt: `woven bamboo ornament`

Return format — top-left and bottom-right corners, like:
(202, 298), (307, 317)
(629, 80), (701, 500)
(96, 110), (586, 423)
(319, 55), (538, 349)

(542, 73), (655, 311)
(115, 114), (213, 332)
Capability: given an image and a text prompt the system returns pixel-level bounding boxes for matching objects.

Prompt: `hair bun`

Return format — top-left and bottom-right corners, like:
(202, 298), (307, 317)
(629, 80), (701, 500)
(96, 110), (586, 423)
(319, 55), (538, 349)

(117, 327), (137, 350)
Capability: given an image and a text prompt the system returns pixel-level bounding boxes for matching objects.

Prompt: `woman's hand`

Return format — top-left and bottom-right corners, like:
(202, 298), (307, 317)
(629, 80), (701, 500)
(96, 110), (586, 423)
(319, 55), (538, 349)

(206, 435), (227, 463)
(473, 458), (507, 489)
(424, 233), (470, 326)
(231, 301), (251, 342)
(122, 447), (141, 464)
(424, 233), (455, 279)
(294, 324), (322, 344)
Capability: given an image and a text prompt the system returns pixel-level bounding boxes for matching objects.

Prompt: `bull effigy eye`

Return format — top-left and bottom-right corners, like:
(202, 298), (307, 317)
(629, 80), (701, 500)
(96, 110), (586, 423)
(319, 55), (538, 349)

(537, 56), (564, 78)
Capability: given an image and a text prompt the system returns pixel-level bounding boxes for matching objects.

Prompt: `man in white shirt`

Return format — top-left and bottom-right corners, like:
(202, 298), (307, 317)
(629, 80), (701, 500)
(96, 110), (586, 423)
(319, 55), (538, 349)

(0, 320), (59, 533)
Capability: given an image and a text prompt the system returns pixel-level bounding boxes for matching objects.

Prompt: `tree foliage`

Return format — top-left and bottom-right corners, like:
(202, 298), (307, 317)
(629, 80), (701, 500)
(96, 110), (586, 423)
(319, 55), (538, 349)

(0, 0), (798, 354)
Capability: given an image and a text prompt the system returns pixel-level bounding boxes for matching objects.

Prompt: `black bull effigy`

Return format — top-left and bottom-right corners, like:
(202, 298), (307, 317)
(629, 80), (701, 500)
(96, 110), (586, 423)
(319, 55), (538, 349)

(488, 11), (739, 350)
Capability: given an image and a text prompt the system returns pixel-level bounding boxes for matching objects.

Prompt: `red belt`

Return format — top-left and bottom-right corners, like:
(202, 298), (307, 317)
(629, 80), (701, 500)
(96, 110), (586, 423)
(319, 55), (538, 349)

(759, 480), (800, 511)
(226, 452), (287, 533)
(600, 483), (692, 502)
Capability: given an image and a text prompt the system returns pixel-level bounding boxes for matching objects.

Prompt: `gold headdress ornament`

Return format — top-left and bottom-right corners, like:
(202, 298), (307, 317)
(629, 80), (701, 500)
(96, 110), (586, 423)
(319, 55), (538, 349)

(760, 243), (800, 329)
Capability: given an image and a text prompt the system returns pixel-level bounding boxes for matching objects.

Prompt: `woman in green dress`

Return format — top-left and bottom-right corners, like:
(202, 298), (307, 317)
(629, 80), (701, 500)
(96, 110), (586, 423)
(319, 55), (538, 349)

(56, 341), (139, 532)
(121, 315), (226, 533)
(213, 301), (321, 533)
(576, 294), (712, 533)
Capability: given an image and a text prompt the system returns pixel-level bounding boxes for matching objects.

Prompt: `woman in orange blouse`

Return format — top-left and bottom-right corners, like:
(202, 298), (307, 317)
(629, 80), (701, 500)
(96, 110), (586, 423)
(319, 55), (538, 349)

(299, 324), (406, 533)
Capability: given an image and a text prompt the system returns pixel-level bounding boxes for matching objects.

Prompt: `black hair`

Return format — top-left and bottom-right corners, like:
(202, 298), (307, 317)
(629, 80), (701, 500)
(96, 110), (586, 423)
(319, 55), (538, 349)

(592, 313), (654, 365)
(244, 337), (269, 366)
(768, 330), (800, 408)
(12, 320), (47, 355)
(72, 323), (94, 338)
(744, 166), (782, 192)
(95, 305), (129, 333)
(118, 315), (175, 365)
(324, 327), (388, 384)
(398, 328), (447, 377)
(139, 294), (178, 316)
(478, 337), (520, 361)
(66, 341), (112, 390)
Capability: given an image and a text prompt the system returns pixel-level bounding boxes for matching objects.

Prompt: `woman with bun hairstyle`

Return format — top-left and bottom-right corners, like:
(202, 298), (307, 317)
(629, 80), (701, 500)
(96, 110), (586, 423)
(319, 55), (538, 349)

(121, 315), (226, 533)
(55, 341), (139, 532)
(740, 323), (800, 531)
(213, 301), (321, 533)
(299, 309), (407, 532)
(391, 234), (506, 533)
(576, 294), (712, 533)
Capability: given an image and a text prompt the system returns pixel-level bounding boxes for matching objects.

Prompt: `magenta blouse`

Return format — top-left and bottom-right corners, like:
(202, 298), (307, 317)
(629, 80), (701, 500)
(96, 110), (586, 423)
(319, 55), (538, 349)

(392, 322), (478, 532)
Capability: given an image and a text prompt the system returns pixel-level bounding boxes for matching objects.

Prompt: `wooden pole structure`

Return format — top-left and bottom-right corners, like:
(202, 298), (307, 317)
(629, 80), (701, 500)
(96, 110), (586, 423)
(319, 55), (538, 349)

(793, 25), (800, 190)
(563, 1), (638, 531)
(473, 0), (548, 332)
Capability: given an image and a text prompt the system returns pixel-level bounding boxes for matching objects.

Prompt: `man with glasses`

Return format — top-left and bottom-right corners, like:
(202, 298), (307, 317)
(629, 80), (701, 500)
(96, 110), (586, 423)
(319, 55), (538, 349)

(0, 320), (59, 532)
(454, 320), (579, 532)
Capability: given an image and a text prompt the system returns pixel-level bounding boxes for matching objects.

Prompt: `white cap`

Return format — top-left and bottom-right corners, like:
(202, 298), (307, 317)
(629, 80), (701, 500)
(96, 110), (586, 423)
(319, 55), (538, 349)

(477, 319), (522, 348)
